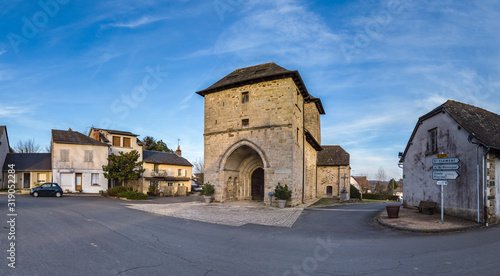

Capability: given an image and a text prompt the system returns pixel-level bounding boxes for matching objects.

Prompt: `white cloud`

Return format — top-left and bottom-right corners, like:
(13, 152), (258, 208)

(0, 106), (28, 117)
(0, 49), (6, 56)
(105, 16), (169, 29)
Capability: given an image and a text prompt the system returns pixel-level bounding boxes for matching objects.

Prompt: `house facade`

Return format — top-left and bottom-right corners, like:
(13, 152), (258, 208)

(51, 129), (109, 193)
(2, 153), (52, 191)
(89, 128), (143, 160)
(316, 145), (351, 198)
(197, 62), (326, 205)
(0, 126), (9, 189)
(400, 100), (500, 223)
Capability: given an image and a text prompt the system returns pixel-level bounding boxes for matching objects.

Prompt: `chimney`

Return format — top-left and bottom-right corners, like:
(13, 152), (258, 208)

(94, 130), (99, 141)
(176, 146), (181, 157)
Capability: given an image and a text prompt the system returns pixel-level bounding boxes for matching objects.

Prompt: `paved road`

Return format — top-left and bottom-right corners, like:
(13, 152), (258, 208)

(1, 195), (499, 275)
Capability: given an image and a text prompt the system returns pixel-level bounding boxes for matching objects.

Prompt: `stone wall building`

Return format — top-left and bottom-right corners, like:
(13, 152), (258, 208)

(196, 63), (326, 205)
(316, 145), (351, 198)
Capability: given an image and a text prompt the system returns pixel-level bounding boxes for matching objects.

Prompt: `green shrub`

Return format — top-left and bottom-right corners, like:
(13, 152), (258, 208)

(275, 183), (292, 200)
(117, 190), (148, 200)
(362, 193), (399, 201)
(350, 184), (362, 199)
(200, 182), (215, 196)
(106, 186), (132, 197)
(147, 183), (159, 196)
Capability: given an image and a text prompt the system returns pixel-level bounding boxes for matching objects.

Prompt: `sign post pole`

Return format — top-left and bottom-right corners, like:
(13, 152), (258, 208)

(440, 184), (444, 224)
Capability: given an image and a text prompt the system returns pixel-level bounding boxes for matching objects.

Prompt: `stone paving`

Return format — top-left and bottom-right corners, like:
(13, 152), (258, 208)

(124, 201), (304, 227)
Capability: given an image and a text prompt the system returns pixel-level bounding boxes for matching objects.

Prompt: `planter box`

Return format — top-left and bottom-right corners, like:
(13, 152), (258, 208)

(277, 199), (287, 208)
(204, 195), (213, 203)
(386, 205), (400, 218)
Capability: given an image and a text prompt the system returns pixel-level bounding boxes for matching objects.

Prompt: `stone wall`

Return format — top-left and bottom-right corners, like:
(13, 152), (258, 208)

(317, 165), (350, 197)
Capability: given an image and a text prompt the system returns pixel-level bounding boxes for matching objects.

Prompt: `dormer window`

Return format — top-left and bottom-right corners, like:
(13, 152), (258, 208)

(123, 137), (131, 148)
(113, 136), (120, 147)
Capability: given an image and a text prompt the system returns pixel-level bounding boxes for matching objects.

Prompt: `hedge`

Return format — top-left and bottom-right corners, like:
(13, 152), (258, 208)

(362, 193), (399, 201)
(350, 184), (362, 199)
(117, 190), (148, 200)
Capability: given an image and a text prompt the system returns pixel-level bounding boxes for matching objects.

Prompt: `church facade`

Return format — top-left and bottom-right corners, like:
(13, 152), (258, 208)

(196, 63), (331, 206)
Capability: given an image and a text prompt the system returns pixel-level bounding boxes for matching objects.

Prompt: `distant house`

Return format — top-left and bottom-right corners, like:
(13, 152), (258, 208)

(0, 126), (10, 189)
(141, 149), (193, 196)
(51, 130), (109, 193)
(350, 176), (361, 191)
(400, 100), (500, 223)
(2, 153), (52, 191)
(88, 128), (144, 160)
(353, 176), (370, 193)
(316, 145), (351, 198)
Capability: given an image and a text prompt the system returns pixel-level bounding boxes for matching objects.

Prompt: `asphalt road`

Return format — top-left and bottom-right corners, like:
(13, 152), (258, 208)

(1, 195), (499, 275)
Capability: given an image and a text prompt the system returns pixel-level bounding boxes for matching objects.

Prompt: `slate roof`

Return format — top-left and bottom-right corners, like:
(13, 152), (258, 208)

(2, 153), (51, 171)
(143, 150), (192, 167)
(317, 145), (350, 166)
(52, 130), (109, 147)
(400, 100), (500, 161)
(196, 62), (325, 114)
(91, 128), (139, 137)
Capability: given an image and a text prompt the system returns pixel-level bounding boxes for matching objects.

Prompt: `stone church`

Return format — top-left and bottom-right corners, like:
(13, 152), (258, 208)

(196, 63), (348, 205)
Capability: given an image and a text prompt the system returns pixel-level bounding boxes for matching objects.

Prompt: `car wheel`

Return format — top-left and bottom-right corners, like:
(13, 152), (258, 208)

(56, 192), (62, 198)
(33, 191), (39, 197)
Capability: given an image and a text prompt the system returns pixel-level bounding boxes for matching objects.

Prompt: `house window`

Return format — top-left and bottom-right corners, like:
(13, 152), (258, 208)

(178, 183), (183, 186)
(37, 173), (46, 183)
(184, 169), (187, 177)
(123, 137), (131, 148)
(91, 173), (99, 186)
(428, 128), (438, 153)
(242, 92), (249, 103)
(168, 168), (173, 176)
(178, 169), (182, 176)
(60, 149), (69, 162)
(168, 183), (173, 187)
(154, 164), (160, 173)
(242, 119), (249, 127)
(113, 136), (120, 147)
(84, 150), (93, 162)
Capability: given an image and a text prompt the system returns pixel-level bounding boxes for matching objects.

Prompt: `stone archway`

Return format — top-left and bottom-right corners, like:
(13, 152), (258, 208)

(220, 141), (266, 202)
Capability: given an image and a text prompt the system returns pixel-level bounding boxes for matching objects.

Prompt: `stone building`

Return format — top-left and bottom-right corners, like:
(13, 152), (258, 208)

(400, 100), (500, 223)
(316, 145), (351, 198)
(196, 63), (325, 205)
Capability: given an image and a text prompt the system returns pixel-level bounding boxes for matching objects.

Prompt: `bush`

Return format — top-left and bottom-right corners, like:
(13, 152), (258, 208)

(350, 184), (361, 199)
(117, 190), (148, 200)
(200, 182), (215, 196)
(147, 183), (159, 196)
(362, 193), (399, 201)
(275, 183), (292, 200)
(106, 186), (132, 197)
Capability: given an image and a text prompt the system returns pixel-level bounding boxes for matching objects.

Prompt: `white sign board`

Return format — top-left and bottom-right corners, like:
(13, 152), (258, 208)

(433, 158), (459, 164)
(433, 164), (460, 170)
(437, 181), (448, 185)
(433, 171), (459, 180)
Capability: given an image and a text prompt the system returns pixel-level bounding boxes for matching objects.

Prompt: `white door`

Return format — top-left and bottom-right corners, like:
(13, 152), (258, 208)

(60, 173), (74, 192)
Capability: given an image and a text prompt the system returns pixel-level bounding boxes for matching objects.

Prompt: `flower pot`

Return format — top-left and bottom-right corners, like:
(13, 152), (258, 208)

(204, 195), (213, 203)
(386, 205), (400, 218)
(277, 199), (287, 208)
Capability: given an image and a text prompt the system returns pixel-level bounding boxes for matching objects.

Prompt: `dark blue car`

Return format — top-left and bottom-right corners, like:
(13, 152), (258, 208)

(30, 183), (63, 197)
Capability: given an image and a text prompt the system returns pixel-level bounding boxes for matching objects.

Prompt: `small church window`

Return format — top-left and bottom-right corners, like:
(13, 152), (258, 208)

(242, 119), (249, 127)
(242, 92), (249, 103)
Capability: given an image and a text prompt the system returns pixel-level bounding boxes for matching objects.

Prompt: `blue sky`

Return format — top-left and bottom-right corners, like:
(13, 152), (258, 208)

(1, 0), (500, 180)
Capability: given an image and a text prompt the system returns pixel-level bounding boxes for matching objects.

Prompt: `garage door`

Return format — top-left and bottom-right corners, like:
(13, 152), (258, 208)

(60, 173), (73, 192)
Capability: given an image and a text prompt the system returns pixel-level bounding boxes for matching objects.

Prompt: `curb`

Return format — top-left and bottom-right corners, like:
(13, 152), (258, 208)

(375, 210), (484, 233)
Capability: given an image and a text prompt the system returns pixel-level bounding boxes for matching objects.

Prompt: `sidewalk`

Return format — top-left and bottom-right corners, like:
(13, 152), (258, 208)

(377, 205), (482, 233)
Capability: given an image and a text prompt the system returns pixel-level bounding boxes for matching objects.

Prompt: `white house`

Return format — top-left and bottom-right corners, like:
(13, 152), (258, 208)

(400, 100), (500, 223)
(51, 129), (109, 193)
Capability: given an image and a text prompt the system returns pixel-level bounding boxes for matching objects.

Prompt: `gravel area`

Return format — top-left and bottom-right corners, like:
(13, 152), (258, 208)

(125, 201), (304, 227)
(379, 206), (480, 231)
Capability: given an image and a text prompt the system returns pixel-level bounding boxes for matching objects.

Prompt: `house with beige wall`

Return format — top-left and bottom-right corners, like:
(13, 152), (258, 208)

(316, 146), (351, 198)
(140, 149), (193, 195)
(89, 128), (143, 161)
(2, 153), (52, 191)
(0, 126), (10, 189)
(51, 129), (109, 193)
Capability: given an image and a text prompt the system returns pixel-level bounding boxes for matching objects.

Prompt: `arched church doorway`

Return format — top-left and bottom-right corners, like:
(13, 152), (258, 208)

(251, 168), (264, 201)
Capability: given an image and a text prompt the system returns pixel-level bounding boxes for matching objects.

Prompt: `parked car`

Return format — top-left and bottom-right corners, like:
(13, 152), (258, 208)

(191, 183), (202, 193)
(30, 183), (63, 197)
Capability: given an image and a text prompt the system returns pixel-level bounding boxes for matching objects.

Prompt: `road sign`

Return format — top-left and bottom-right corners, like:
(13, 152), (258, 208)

(437, 181), (448, 185)
(433, 164), (460, 170)
(436, 154), (448, 158)
(433, 171), (459, 180)
(433, 158), (459, 164)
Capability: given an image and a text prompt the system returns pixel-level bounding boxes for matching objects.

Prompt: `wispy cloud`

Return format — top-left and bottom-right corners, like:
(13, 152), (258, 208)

(0, 106), (29, 117)
(105, 16), (169, 29)
(0, 49), (6, 56)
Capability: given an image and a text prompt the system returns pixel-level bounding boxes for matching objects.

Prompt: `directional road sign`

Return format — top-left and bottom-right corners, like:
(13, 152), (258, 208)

(433, 171), (459, 180)
(437, 181), (448, 185)
(433, 158), (459, 164)
(433, 164), (460, 170)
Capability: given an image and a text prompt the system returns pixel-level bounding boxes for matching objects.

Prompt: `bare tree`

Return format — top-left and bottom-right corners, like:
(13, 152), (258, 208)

(44, 145), (51, 153)
(15, 139), (41, 153)
(192, 158), (204, 185)
(375, 167), (387, 182)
